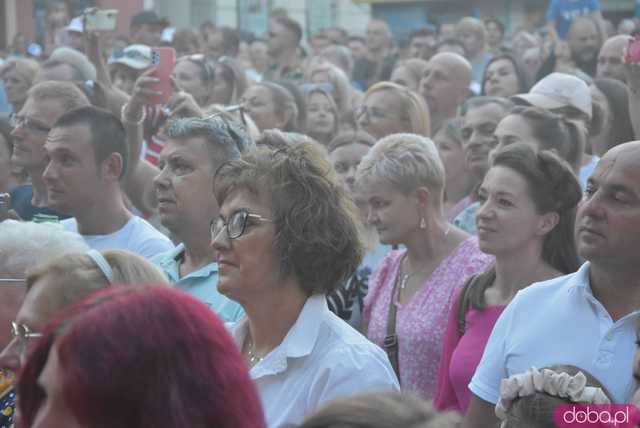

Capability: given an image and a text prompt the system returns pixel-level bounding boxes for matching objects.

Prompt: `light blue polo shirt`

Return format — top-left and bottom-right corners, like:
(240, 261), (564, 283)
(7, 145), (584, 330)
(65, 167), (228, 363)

(151, 243), (245, 323)
(470, 262), (640, 404)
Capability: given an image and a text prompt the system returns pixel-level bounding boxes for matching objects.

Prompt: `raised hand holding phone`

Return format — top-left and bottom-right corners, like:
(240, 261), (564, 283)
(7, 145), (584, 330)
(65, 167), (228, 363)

(148, 47), (176, 106)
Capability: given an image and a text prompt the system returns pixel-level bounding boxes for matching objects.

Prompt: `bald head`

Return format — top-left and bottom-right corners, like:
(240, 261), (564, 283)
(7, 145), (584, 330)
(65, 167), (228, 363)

(420, 52), (471, 127)
(366, 19), (391, 52)
(597, 35), (632, 82)
(603, 140), (640, 159)
(430, 52), (472, 86)
(568, 17), (600, 64)
(576, 139), (640, 267)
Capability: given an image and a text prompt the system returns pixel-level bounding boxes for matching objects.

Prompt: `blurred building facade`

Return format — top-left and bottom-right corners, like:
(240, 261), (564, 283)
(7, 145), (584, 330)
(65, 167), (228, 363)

(1, 0), (637, 51)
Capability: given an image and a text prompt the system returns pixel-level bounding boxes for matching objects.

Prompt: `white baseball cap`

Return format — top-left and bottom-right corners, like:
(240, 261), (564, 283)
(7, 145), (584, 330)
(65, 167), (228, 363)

(511, 72), (592, 119)
(107, 44), (152, 70)
(65, 16), (84, 34)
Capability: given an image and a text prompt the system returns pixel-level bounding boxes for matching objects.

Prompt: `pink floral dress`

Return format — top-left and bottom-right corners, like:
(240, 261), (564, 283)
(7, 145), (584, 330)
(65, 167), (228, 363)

(363, 237), (492, 398)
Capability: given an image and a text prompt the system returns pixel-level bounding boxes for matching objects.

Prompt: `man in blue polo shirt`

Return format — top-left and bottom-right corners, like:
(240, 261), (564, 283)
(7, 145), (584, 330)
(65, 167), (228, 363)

(147, 117), (253, 322)
(463, 141), (640, 427)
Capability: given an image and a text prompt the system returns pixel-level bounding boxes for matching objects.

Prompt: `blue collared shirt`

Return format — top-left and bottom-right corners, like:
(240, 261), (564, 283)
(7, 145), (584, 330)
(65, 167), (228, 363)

(151, 243), (244, 322)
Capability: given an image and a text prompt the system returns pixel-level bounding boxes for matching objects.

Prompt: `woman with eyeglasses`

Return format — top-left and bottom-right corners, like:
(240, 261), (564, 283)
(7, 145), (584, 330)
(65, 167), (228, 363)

(210, 131), (399, 427)
(356, 82), (430, 140)
(0, 250), (167, 428)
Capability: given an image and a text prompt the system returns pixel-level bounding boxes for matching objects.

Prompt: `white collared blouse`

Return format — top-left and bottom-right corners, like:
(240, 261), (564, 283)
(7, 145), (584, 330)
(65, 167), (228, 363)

(231, 294), (400, 428)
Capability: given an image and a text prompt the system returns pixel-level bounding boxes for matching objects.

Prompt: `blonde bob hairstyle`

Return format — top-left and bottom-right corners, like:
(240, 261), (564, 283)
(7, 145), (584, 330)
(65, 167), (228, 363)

(357, 133), (445, 205)
(363, 82), (431, 137)
(25, 250), (168, 310)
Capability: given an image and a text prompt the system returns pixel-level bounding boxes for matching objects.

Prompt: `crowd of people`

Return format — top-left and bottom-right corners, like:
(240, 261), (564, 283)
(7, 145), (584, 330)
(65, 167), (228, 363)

(1, 1), (640, 427)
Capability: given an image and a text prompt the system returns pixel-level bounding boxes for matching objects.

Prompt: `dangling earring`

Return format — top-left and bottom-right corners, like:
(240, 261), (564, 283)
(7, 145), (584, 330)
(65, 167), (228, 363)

(419, 217), (426, 229)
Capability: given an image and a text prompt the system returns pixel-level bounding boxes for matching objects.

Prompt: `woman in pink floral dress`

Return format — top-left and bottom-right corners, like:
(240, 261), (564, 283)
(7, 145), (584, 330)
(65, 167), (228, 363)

(358, 133), (492, 398)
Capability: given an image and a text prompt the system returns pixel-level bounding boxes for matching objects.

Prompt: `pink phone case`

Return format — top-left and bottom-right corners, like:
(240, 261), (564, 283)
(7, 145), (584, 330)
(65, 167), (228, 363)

(149, 47), (176, 106)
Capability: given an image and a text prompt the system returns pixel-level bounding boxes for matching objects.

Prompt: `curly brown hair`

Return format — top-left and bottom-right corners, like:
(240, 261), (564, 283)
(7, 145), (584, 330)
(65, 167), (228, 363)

(214, 131), (364, 295)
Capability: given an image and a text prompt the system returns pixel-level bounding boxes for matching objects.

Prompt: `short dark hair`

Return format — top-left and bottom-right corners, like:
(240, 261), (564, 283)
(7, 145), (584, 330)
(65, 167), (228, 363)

(272, 15), (303, 45)
(214, 138), (363, 295)
(53, 106), (128, 178)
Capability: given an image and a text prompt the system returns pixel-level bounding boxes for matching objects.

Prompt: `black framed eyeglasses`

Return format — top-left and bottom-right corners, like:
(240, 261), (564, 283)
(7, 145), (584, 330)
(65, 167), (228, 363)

(9, 113), (51, 134)
(210, 210), (272, 241)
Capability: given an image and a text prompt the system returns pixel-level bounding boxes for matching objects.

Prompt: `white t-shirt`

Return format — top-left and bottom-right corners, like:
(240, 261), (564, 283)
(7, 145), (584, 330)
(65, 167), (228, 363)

(469, 262), (640, 404)
(61, 216), (173, 260)
(231, 295), (399, 428)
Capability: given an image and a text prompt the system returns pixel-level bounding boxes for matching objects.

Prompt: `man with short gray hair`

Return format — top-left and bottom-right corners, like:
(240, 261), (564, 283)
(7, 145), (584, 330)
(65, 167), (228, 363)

(149, 117), (253, 320)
